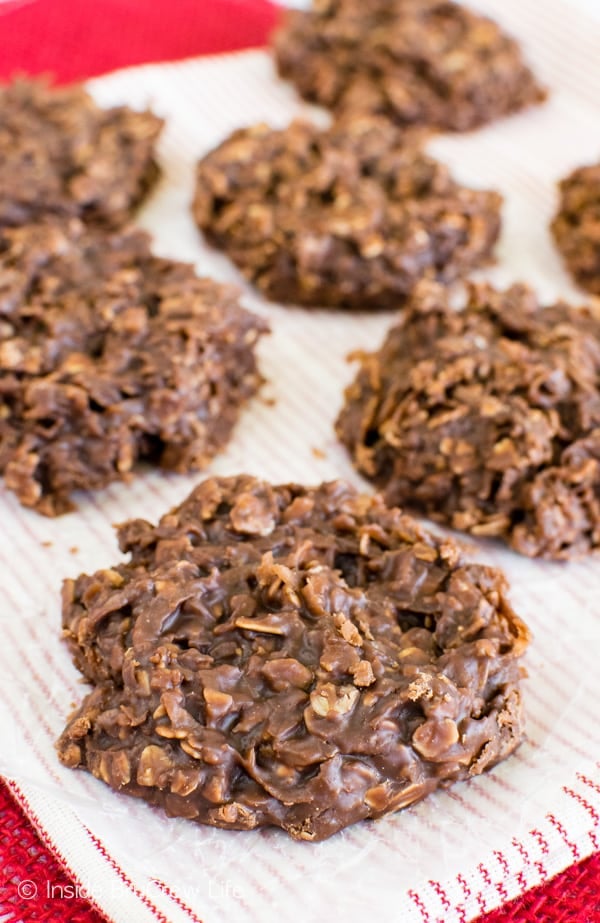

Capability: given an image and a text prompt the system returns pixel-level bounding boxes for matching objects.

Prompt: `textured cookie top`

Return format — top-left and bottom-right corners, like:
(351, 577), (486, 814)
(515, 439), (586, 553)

(337, 281), (600, 559)
(194, 117), (502, 308)
(59, 475), (529, 842)
(552, 161), (600, 295)
(273, 0), (546, 132)
(0, 220), (267, 515)
(0, 78), (162, 227)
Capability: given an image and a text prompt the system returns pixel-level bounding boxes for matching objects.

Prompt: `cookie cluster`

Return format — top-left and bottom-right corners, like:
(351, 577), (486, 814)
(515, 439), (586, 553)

(0, 80), (266, 514)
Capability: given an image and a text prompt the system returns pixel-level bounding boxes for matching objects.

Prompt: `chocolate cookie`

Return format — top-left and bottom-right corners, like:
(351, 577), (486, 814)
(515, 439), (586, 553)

(0, 220), (267, 515)
(337, 281), (600, 559)
(57, 475), (529, 842)
(0, 78), (162, 228)
(552, 160), (600, 294)
(193, 118), (502, 309)
(273, 0), (546, 132)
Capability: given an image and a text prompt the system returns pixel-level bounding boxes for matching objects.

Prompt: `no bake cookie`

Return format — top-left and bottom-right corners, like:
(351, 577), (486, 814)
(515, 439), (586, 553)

(0, 78), (162, 228)
(273, 0), (546, 132)
(57, 475), (529, 842)
(337, 281), (600, 559)
(0, 220), (266, 515)
(552, 160), (600, 294)
(193, 117), (502, 309)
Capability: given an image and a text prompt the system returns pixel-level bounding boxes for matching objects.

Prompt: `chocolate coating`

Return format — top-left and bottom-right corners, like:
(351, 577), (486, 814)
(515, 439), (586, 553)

(0, 220), (266, 515)
(337, 281), (600, 559)
(552, 160), (600, 295)
(273, 0), (546, 132)
(58, 475), (529, 841)
(193, 117), (502, 309)
(0, 78), (162, 228)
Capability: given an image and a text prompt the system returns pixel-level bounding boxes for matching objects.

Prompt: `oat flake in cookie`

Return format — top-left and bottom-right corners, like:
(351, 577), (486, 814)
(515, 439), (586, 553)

(273, 0), (546, 132)
(193, 117), (502, 309)
(0, 220), (267, 515)
(552, 160), (600, 295)
(337, 281), (600, 559)
(57, 475), (529, 842)
(0, 78), (162, 228)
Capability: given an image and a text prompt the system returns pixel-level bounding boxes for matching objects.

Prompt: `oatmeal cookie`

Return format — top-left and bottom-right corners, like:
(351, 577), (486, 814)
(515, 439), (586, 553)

(58, 475), (529, 841)
(194, 117), (502, 309)
(0, 77), (162, 228)
(552, 160), (600, 294)
(0, 220), (266, 514)
(273, 0), (546, 132)
(337, 281), (600, 558)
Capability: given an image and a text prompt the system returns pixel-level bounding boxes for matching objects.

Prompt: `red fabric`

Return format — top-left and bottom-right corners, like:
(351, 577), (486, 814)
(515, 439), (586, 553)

(0, 0), (279, 84)
(0, 780), (106, 922)
(0, 1), (598, 922)
(478, 854), (600, 923)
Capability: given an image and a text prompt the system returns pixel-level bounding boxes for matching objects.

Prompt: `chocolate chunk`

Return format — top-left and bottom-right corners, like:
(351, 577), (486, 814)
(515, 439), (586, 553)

(193, 117), (502, 309)
(337, 280), (600, 559)
(57, 475), (529, 842)
(552, 160), (600, 294)
(0, 77), (162, 228)
(273, 0), (546, 132)
(0, 220), (267, 515)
